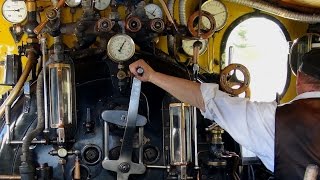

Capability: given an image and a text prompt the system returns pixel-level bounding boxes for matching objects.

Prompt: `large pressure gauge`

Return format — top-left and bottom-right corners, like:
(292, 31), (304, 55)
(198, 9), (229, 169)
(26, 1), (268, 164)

(182, 39), (208, 56)
(1, 0), (27, 24)
(65, 0), (82, 7)
(107, 34), (135, 62)
(94, 0), (111, 10)
(144, 3), (163, 19)
(201, 0), (228, 31)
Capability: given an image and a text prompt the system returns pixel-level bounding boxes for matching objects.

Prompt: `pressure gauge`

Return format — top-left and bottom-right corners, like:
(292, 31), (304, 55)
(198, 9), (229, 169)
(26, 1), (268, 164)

(65, 0), (82, 7)
(1, 0), (27, 24)
(201, 0), (228, 31)
(144, 3), (163, 19)
(182, 39), (208, 56)
(94, 0), (111, 10)
(107, 34), (135, 62)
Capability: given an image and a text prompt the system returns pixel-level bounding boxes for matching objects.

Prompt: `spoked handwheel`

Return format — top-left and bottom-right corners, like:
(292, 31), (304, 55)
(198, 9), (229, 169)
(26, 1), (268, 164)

(220, 63), (250, 96)
(227, 81), (251, 99)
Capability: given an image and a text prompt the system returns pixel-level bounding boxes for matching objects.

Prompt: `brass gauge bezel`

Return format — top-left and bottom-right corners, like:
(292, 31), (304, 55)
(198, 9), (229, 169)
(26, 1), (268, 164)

(201, 0), (228, 31)
(107, 34), (135, 62)
(1, 0), (27, 24)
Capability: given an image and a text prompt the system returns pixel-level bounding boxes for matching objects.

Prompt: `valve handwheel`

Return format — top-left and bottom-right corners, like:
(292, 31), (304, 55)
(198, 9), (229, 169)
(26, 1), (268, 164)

(187, 10), (216, 39)
(220, 63), (250, 96)
(227, 81), (251, 99)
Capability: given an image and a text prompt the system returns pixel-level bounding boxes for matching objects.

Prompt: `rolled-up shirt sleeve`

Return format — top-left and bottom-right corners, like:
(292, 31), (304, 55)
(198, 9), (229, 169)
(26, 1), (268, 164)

(200, 83), (277, 172)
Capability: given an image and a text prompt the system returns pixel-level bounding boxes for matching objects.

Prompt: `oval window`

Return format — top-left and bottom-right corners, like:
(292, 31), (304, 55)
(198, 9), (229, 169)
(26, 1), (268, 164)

(223, 15), (290, 102)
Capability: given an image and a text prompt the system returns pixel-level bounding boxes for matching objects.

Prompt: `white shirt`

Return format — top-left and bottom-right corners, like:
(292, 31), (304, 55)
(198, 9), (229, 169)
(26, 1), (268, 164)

(200, 83), (320, 172)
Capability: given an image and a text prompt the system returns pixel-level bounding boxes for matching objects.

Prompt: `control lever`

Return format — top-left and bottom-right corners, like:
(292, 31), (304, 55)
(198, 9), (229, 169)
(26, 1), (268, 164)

(102, 74), (146, 180)
(136, 67), (144, 76)
(33, 0), (65, 35)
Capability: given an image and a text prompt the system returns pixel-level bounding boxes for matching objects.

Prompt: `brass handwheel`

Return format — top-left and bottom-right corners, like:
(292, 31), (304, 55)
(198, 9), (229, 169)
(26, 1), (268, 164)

(220, 63), (250, 96)
(228, 81), (251, 99)
(187, 10), (216, 39)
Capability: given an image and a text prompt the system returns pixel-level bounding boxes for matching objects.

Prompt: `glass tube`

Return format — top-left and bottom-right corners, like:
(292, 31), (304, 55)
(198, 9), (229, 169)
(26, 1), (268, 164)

(169, 103), (192, 165)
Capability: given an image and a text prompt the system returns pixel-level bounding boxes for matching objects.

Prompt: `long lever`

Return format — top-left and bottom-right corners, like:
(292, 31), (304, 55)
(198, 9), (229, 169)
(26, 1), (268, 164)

(102, 68), (146, 180)
(33, 0), (65, 35)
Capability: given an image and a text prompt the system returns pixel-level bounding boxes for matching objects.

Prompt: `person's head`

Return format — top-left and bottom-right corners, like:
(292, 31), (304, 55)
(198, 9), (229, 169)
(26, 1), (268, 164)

(296, 48), (320, 94)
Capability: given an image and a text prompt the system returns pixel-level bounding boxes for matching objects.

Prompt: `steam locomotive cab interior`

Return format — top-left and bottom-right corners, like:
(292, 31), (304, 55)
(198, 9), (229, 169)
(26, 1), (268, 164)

(0, 0), (319, 179)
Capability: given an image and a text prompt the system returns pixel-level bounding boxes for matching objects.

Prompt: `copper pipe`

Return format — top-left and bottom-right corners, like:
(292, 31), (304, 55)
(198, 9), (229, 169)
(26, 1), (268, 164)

(0, 52), (36, 118)
(157, 0), (179, 33)
(0, 175), (21, 179)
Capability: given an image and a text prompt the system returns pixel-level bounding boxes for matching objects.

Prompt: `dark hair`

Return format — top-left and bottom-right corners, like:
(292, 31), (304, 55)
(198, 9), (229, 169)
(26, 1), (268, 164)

(300, 48), (320, 80)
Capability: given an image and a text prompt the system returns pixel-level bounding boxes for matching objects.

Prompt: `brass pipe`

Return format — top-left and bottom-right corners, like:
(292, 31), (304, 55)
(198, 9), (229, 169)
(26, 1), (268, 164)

(0, 52), (36, 118)
(74, 157), (81, 180)
(0, 175), (21, 179)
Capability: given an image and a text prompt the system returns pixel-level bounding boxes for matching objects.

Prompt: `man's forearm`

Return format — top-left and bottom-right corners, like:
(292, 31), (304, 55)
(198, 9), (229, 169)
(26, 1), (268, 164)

(149, 72), (205, 111)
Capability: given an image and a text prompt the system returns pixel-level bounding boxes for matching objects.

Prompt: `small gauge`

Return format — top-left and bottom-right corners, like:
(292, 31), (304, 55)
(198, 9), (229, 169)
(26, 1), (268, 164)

(201, 0), (228, 31)
(65, 0), (82, 7)
(1, 0), (27, 24)
(182, 39), (208, 56)
(144, 3), (163, 19)
(94, 0), (111, 11)
(107, 34), (135, 62)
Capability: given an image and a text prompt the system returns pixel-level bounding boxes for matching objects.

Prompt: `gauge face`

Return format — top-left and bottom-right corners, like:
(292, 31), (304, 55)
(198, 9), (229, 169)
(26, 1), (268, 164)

(1, 0), (27, 24)
(201, 0), (228, 31)
(144, 3), (163, 19)
(182, 39), (208, 56)
(94, 0), (111, 10)
(107, 34), (135, 62)
(65, 0), (82, 7)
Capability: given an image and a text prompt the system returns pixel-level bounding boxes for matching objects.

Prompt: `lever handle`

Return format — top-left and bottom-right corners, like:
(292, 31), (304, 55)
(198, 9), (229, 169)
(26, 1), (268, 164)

(136, 67), (144, 76)
(33, 0), (65, 35)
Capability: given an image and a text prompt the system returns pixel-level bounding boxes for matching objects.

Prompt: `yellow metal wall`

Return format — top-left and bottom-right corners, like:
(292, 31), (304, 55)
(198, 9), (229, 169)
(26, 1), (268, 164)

(0, 0), (309, 102)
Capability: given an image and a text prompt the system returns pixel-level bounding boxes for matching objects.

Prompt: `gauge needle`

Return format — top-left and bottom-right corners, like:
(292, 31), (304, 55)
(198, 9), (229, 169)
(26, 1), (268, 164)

(213, 11), (226, 16)
(5, 8), (23, 12)
(147, 9), (157, 17)
(118, 41), (126, 52)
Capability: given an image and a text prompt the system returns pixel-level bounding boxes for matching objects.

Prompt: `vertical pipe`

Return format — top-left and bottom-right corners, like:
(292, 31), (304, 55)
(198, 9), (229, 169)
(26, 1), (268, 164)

(139, 127), (144, 164)
(5, 105), (11, 144)
(40, 37), (49, 133)
(104, 121), (109, 159)
(192, 42), (202, 169)
(192, 106), (198, 168)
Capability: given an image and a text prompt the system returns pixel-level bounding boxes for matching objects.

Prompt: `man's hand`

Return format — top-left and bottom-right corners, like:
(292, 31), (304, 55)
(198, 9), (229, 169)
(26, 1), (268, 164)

(129, 59), (156, 82)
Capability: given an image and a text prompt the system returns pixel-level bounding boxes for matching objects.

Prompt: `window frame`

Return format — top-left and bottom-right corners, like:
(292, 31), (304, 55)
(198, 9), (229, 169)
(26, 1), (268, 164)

(220, 12), (292, 102)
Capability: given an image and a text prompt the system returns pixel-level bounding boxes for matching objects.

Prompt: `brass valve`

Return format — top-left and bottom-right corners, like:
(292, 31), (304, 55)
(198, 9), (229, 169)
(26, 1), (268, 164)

(206, 123), (224, 144)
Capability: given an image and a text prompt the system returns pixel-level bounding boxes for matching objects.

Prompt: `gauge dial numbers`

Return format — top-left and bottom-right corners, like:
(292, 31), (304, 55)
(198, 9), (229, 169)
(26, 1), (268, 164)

(201, 0), (228, 31)
(144, 3), (163, 19)
(182, 39), (208, 56)
(1, 0), (27, 24)
(107, 34), (135, 62)
(65, 0), (82, 7)
(94, 0), (111, 10)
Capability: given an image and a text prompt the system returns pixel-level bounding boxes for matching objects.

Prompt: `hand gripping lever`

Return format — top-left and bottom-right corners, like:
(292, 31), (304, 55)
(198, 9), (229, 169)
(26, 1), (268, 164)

(102, 75), (146, 180)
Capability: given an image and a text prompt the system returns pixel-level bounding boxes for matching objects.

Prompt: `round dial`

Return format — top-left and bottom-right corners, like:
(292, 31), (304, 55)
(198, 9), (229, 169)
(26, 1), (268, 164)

(1, 0), (27, 24)
(65, 0), (82, 7)
(201, 0), (228, 31)
(107, 34), (135, 62)
(144, 3), (163, 19)
(94, 0), (111, 10)
(182, 39), (208, 56)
